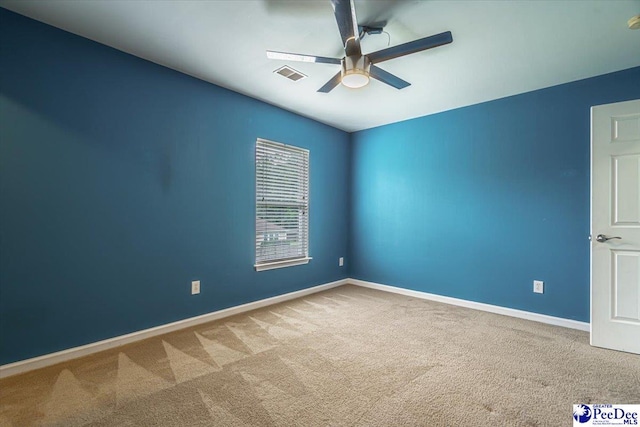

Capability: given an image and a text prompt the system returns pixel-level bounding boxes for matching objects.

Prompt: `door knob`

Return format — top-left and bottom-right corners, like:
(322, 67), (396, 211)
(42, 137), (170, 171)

(595, 234), (621, 243)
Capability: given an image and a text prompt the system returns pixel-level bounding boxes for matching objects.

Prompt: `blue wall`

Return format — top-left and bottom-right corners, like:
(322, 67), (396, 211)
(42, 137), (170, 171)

(0, 9), (350, 365)
(350, 67), (640, 322)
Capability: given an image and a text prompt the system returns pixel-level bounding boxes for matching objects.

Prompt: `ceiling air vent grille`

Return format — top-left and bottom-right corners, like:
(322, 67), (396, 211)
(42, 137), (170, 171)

(274, 65), (307, 82)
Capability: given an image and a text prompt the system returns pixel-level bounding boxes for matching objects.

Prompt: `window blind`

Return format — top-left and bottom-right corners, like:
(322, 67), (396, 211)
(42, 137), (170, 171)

(255, 139), (309, 270)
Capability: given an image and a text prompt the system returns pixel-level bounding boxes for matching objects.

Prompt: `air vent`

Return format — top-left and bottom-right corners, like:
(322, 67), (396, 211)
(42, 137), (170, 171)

(274, 65), (307, 82)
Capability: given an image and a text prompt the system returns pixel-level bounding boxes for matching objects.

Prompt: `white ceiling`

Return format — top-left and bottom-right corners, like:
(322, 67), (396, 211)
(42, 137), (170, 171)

(2, 0), (639, 132)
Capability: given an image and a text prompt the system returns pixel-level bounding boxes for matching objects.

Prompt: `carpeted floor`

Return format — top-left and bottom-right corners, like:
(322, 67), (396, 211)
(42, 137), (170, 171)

(1, 284), (639, 426)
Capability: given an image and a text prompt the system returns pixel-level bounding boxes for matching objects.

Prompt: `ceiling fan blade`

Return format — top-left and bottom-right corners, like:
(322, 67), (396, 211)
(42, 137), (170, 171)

(369, 65), (410, 89)
(317, 71), (343, 93)
(266, 51), (341, 65)
(331, 0), (362, 57)
(367, 31), (453, 64)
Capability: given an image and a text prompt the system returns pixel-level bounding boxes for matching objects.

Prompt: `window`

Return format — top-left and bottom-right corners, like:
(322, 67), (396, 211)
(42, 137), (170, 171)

(255, 138), (310, 271)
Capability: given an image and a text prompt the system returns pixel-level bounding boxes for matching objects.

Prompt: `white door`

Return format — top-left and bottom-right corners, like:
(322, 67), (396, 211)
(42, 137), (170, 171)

(591, 99), (640, 354)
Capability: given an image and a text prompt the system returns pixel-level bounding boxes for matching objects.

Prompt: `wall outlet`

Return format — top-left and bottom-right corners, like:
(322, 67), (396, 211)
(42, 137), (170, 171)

(533, 280), (544, 294)
(339, 257), (344, 267)
(191, 280), (200, 295)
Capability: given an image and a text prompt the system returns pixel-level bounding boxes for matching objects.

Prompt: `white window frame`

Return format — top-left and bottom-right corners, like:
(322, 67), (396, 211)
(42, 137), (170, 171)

(255, 138), (311, 271)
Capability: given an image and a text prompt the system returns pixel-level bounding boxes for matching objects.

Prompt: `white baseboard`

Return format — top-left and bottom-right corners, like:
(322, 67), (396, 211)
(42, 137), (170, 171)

(0, 277), (590, 379)
(348, 279), (590, 332)
(0, 278), (348, 379)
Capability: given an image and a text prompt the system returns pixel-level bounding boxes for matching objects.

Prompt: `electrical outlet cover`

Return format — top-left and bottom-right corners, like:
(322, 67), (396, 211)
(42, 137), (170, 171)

(192, 280), (200, 295)
(533, 280), (544, 294)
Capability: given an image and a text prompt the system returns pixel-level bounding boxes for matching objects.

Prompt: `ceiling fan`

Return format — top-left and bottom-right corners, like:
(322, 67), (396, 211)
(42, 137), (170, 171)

(266, 0), (453, 93)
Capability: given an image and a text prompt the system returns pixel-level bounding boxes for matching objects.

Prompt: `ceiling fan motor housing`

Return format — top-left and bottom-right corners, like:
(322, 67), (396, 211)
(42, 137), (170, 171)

(341, 55), (371, 88)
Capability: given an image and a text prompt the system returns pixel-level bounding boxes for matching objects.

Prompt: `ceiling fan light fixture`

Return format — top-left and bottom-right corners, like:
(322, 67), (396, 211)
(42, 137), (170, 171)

(341, 70), (370, 88)
(341, 54), (371, 89)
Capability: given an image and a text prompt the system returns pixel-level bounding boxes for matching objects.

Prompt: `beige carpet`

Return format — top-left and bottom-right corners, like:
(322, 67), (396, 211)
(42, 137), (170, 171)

(1, 285), (638, 426)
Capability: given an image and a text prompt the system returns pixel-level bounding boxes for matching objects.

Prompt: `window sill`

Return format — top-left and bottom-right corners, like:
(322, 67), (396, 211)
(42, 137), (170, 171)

(255, 257), (312, 272)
